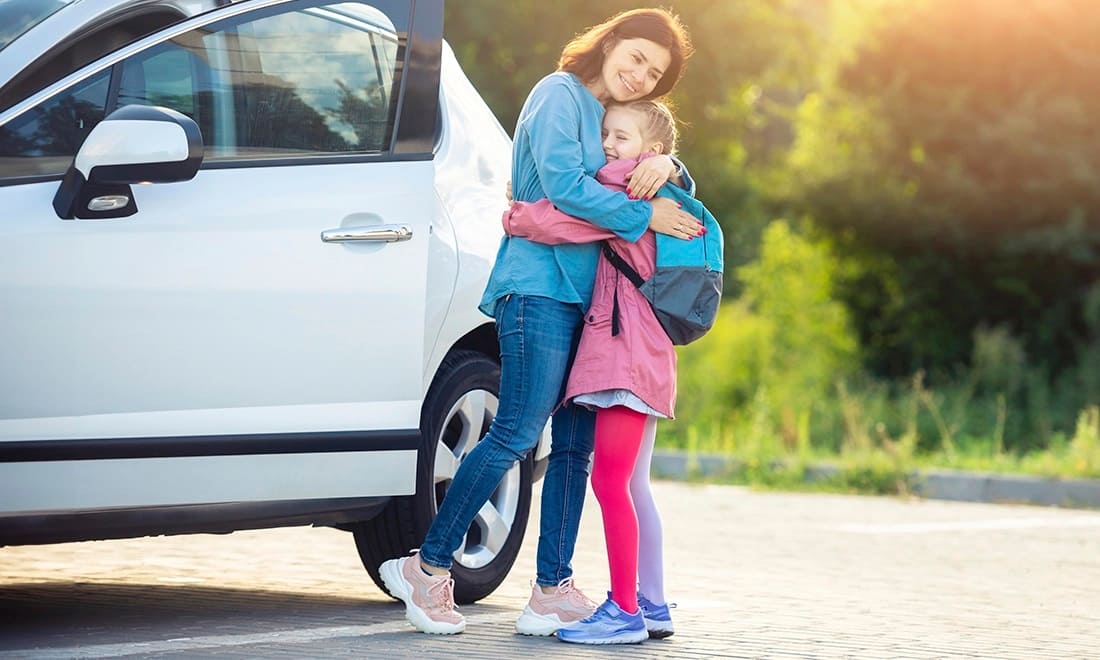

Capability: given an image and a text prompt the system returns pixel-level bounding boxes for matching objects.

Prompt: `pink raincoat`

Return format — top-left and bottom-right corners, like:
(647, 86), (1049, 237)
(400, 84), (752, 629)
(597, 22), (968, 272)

(502, 157), (676, 418)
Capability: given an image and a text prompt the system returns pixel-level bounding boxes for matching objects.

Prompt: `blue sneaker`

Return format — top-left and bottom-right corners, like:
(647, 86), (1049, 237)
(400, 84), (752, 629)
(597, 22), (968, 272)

(638, 592), (675, 639)
(557, 598), (648, 645)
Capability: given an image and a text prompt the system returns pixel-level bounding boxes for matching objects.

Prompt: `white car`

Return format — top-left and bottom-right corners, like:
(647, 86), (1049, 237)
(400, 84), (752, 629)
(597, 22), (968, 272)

(0, 0), (544, 603)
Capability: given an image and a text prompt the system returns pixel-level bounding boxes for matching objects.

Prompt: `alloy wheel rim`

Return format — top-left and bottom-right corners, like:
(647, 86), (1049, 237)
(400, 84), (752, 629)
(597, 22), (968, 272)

(433, 388), (521, 569)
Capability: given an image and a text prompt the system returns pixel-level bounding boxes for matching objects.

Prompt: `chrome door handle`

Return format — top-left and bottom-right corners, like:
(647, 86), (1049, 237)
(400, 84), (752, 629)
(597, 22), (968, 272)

(321, 224), (413, 243)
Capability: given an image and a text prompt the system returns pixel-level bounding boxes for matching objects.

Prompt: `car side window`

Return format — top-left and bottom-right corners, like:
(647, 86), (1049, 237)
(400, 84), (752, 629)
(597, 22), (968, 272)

(0, 1), (407, 180)
(119, 2), (403, 160)
(0, 70), (110, 179)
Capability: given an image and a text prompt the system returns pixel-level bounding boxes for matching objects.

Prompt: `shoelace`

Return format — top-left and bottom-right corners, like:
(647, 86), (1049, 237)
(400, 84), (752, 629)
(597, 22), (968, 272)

(427, 575), (458, 612)
(556, 577), (598, 609)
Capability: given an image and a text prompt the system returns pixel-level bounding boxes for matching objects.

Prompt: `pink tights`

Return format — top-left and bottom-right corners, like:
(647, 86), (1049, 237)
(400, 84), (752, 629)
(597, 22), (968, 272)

(591, 406), (665, 614)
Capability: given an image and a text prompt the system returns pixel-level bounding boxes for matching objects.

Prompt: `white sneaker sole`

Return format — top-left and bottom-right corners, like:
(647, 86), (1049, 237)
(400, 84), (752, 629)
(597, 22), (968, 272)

(514, 606), (570, 636)
(379, 558), (465, 635)
(645, 621), (675, 639)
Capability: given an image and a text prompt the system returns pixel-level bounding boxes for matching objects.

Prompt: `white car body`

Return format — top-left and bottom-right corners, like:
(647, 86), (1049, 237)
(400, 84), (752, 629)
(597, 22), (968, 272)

(0, 0), (542, 603)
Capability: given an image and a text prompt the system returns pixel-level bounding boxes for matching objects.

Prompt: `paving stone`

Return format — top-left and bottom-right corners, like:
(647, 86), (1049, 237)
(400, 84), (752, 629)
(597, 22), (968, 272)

(1, 482), (1098, 658)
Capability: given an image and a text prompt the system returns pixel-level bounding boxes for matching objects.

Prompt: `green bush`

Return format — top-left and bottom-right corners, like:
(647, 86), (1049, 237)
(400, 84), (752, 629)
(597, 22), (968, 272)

(665, 219), (859, 454)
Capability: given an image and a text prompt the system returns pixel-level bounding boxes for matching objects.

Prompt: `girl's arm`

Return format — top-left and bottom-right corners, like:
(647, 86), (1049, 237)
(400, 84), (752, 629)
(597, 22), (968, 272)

(502, 199), (617, 245)
(503, 194), (699, 246)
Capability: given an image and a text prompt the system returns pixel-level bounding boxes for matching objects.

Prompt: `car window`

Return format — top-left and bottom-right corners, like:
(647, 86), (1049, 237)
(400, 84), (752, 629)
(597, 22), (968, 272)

(0, 69), (110, 178)
(0, 11), (190, 114)
(0, 1), (407, 180)
(0, 0), (75, 52)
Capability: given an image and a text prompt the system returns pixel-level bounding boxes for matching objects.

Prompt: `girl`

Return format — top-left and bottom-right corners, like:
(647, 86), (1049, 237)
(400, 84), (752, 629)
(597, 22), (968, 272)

(379, 9), (698, 637)
(504, 100), (708, 644)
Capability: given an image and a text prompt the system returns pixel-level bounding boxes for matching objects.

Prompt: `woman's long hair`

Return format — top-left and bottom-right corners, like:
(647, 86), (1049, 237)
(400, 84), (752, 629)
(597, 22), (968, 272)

(557, 8), (693, 100)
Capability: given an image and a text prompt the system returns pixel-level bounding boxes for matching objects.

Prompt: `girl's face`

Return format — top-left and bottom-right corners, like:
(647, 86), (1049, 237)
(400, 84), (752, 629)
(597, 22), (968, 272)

(593, 37), (672, 103)
(602, 107), (659, 161)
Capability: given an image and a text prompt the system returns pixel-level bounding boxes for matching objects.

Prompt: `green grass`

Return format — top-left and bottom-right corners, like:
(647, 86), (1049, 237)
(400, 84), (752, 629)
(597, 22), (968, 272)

(657, 404), (1100, 495)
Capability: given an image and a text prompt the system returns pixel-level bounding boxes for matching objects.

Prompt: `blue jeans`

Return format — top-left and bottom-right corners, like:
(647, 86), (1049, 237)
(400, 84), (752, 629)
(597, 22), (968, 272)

(418, 294), (596, 587)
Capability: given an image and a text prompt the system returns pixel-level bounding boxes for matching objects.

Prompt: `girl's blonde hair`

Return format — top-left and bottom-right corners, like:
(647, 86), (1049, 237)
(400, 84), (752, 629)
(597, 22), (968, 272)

(613, 100), (679, 156)
(557, 8), (693, 101)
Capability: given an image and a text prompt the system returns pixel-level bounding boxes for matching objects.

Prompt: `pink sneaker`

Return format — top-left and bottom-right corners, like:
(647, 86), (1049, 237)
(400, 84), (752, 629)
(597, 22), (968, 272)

(514, 577), (598, 636)
(379, 554), (465, 634)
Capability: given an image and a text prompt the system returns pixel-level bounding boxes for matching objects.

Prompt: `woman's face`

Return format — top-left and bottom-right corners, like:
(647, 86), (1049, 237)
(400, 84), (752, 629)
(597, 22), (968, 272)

(594, 37), (672, 103)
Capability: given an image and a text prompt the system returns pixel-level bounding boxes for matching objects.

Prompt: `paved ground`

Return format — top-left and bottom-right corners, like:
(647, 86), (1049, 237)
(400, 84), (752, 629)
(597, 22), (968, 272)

(2, 481), (1099, 658)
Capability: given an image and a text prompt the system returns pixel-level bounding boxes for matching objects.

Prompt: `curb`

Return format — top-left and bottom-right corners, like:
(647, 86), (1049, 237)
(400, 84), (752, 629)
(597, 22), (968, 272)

(650, 450), (1100, 509)
(913, 468), (1100, 509)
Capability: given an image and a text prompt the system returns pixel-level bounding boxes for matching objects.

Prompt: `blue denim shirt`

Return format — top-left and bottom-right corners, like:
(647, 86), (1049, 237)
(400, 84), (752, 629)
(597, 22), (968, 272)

(479, 72), (653, 317)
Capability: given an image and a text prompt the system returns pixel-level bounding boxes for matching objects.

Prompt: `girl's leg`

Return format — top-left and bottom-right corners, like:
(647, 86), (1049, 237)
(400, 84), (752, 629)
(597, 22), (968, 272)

(590, 405), (648, 613)
(630, 415), (665, 603)
(419, 295), (582, 571)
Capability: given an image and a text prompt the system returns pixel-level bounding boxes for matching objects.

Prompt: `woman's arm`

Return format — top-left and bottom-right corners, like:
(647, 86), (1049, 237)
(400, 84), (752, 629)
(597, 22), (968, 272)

(673, 155), (697, 196)
(520, 80), (650, 242)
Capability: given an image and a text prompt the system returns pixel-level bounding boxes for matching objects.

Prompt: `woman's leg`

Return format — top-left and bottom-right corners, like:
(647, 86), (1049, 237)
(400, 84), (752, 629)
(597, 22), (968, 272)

(630, 415), (665, 603)
(590, 405), (648, 613)
(418, 295), (583, 570)
(535, 400), (596, 586)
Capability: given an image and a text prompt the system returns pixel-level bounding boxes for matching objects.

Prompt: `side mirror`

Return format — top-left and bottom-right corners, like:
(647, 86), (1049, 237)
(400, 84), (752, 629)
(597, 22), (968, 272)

(53, 105), (203, 220)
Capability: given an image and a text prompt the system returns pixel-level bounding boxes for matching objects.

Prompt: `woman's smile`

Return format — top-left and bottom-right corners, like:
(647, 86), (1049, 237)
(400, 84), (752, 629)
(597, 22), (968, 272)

(618, 73), (638, 94)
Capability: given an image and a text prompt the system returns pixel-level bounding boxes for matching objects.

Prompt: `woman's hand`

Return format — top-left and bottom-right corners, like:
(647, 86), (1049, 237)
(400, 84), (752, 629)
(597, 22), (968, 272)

(649, 197), (703, 240)
(505, 180), (514, 207)
(626, 154), (678, 200)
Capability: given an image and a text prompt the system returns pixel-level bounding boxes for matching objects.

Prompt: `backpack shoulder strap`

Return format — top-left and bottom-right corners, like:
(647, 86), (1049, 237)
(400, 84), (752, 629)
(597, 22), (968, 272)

(600, 241), (646, 339)
(601, 241), (645, 288)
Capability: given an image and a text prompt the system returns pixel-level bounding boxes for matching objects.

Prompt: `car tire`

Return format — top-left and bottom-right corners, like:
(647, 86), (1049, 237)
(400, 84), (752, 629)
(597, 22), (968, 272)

(353, 349), (533, 604)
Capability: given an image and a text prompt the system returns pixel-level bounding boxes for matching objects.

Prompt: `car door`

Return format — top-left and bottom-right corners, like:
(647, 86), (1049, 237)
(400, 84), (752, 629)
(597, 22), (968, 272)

(0, 0), (441, 446)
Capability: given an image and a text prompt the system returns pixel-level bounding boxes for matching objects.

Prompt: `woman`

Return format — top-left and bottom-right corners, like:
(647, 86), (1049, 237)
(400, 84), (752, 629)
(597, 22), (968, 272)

(503, 100), (703, 643)
(379, 8), (697, 637)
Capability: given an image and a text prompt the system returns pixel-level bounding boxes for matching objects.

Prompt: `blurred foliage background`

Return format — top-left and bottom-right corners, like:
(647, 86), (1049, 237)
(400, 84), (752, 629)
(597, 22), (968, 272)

(444, 0), (1100, 480)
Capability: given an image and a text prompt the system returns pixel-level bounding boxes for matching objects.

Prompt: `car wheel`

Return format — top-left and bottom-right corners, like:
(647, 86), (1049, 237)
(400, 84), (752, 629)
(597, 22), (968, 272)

(353, 349), (533, 604)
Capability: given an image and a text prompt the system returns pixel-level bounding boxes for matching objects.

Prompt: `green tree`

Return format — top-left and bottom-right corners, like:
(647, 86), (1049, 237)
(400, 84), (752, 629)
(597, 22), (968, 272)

(783, 0), (1100, 375)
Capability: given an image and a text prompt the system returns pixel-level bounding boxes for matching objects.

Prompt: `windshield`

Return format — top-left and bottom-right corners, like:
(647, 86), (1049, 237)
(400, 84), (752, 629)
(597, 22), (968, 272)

(0, 0), (75, 51)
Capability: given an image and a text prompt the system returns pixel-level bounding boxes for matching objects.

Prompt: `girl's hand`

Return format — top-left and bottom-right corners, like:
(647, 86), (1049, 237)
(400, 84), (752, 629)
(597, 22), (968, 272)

(505, 180), (514, 207)
(648, 197), (703, 240)
(625, 154), (677, 200)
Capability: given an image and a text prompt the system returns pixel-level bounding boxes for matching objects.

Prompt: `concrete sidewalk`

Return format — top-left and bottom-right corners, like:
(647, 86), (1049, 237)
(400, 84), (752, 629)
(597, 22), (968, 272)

(652, 450), (1100, 509)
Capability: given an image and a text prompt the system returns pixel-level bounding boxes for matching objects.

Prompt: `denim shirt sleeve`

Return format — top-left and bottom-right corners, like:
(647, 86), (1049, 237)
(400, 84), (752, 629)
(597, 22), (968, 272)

(520, 83), (650, 243)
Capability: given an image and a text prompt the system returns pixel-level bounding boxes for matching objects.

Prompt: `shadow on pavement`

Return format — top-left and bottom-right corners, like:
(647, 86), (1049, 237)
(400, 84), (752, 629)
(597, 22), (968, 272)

(0, 581), (512, 650)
